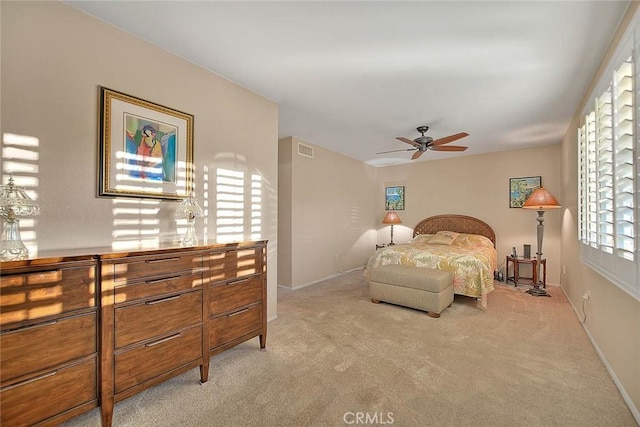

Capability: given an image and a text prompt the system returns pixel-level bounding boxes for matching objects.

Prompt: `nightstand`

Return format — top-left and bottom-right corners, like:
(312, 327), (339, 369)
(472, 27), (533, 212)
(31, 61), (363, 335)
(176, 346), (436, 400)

(506, 255), (546, 288)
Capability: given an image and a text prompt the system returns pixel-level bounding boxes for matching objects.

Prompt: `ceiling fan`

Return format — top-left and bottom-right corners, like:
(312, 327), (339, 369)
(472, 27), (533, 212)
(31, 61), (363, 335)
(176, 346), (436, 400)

(377, 126), (469, 160)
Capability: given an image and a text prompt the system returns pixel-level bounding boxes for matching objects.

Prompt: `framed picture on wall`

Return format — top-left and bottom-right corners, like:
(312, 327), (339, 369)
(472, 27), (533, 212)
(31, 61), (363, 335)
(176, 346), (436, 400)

(385, 186), (405, 210)
(509, 176), (541, 208)
(98, 86), (194, 200)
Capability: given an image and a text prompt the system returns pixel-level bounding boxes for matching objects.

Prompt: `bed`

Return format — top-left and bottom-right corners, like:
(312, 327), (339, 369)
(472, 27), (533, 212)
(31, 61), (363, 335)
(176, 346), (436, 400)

(366, 214), (498, 309)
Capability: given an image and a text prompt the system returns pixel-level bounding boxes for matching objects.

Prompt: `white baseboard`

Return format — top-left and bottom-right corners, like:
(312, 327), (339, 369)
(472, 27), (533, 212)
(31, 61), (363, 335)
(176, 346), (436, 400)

(279, 266), (365, 291)
(560, 286), (640, 424)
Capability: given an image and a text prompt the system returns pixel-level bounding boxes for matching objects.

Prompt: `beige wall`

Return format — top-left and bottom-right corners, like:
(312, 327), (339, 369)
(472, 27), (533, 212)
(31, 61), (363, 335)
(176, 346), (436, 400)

(560, 2), (640, 416)
(278, 137), (377, 288)
(1, 1), (279, 319)
(277, 137), (293, 286)
(376, 145), (563, 284)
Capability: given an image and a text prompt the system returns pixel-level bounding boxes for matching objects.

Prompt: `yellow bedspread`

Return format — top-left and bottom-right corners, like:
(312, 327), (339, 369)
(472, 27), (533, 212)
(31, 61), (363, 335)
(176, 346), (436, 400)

(366, 233), (498, 298)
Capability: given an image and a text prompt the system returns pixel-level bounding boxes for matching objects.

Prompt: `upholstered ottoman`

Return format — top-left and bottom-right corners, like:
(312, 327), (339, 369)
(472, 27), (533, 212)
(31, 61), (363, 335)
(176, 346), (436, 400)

(368, 265), (454, 318)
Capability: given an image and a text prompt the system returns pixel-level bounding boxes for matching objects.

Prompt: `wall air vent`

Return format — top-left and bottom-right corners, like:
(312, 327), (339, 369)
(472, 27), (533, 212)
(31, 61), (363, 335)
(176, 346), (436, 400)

(297, 142), (314, 159)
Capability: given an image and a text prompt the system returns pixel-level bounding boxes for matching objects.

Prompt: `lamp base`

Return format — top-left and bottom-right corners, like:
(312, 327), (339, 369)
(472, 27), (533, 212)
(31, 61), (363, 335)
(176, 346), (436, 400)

(180, 221), (198, 247)
(526, 285), (551, 297)
(0, 240), (29, 261)
(1, 217), (29, 261)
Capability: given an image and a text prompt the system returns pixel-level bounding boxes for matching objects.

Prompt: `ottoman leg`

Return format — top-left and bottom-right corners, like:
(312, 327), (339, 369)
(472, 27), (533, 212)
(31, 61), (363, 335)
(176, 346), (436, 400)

(427, 311), (441, 318)
(371, 299), (381, 304)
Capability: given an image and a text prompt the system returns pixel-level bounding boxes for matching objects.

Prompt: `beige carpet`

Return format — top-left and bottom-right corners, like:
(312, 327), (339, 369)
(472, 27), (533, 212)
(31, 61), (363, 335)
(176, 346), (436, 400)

(65, 271), (637, 427)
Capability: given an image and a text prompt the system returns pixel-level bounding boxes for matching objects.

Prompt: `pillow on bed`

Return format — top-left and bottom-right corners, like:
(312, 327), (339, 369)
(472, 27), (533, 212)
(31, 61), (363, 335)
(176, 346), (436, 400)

(454, 233), (494, 248)
(412, 234), (434, 243)
(427, 231), (460, 245)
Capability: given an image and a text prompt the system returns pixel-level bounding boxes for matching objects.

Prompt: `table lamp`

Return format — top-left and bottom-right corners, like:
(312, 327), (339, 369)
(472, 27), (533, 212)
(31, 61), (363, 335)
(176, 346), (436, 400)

(522, 187), (561, 297)
(0, 175), (40, 260)
(382, 211), (402, 245)
(176, 193), (204, 246)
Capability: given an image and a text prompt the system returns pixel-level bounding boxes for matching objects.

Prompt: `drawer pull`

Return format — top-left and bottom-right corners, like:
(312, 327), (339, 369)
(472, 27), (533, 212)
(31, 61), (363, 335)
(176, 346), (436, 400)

(227, 277), (249, 285)
(145, 257), (182, 264)
(145, 275), (181, 284)
(145, 333), (180, 347)
(228, 308), (250, 317)
(0, 370), (58, 392)
(145, 295), (181, 305)
(4, 320), (57, 334)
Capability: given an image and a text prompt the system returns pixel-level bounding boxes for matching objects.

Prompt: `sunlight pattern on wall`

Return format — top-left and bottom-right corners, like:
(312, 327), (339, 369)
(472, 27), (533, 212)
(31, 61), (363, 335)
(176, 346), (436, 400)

(213, 168), (264, 243)
(2, 133), (40, 254)
(111, 198), (161, 250)
(216, 168), (244, 243)
(110, 158), (190, 250)
(251, 174), (262, 240)
(202, 165), (210, 238)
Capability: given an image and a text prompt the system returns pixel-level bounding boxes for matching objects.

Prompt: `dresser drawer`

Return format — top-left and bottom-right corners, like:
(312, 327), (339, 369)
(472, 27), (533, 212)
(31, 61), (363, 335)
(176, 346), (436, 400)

(209, 303), (262, 349)
(209, 275), (263, 316)
(111, 253), (203, 283)
(115, 290), (202, 349)
(0, 265), (96, 325)
(0, 358), (97, 427)
(114, 272), (203, 304)
(1, 312), (97, 382)
(208, 248), (263, 283)
(114, 326), (202, 394)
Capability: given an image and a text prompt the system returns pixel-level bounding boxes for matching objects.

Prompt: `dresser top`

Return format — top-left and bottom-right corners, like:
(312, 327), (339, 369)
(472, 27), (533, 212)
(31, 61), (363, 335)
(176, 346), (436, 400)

(0, 240), (267, 270)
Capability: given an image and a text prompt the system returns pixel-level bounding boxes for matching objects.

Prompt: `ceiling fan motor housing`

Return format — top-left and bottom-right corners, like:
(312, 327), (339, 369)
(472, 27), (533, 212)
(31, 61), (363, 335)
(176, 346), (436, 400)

(414, 126), (432, 146)
(414, 136), (433, 146)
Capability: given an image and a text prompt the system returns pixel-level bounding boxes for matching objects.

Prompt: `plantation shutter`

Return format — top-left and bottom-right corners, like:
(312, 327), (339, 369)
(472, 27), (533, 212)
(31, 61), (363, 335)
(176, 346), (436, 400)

(613, 59), (635, 261)
(577, 20), (639, 300)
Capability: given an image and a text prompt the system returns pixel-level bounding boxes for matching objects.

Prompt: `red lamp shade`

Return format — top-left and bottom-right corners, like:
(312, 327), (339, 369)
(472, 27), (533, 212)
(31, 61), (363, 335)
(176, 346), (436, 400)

(522, 188), (561, 210)
(382, 211), (402, 224)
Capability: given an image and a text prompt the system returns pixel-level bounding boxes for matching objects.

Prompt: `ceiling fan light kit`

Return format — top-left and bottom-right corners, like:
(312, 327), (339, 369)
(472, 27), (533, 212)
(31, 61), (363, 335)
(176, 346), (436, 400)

(377, 126), (469, 160)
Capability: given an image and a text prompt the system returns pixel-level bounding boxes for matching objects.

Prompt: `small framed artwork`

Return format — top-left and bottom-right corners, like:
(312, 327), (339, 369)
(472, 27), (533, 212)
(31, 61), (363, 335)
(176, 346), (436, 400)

(509, 176), (541, 208)
(385, 186), (405, 210)
(99, 86), (194, 200)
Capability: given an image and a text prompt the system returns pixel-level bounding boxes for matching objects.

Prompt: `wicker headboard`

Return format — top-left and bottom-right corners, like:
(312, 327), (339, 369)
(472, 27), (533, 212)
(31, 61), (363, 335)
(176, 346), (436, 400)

(413, 214), (496, 246)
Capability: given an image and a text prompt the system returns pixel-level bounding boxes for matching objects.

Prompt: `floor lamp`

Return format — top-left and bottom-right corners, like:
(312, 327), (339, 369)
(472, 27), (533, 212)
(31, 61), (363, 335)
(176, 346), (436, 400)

(522, 187), (561, 297)
(382, 211), (402, 245)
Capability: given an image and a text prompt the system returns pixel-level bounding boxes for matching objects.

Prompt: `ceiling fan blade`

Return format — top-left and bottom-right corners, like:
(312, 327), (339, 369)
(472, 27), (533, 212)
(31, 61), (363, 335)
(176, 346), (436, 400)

(396, 137), (421, 148)
(431, 132), (469, 146)
(376, 148), (416, 154)
(411, 150), (424, 160)
(431, 145), (468, 152)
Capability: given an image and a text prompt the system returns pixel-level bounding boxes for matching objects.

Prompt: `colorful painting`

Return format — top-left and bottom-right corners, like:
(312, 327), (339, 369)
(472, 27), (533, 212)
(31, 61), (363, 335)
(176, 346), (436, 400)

(99, 87), (194, 200)
(509, 176), (541, 208)
(125, 115), (177, 183)
(385, 186), (405, 210)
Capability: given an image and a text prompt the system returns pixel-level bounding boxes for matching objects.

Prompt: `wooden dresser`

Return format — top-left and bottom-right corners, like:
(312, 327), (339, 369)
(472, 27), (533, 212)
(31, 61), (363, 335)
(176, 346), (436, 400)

(99, 247), (208, 425)
(0, 240), (267, 427)
(0, 256), (99, 427)
(207, 243), (267, 356)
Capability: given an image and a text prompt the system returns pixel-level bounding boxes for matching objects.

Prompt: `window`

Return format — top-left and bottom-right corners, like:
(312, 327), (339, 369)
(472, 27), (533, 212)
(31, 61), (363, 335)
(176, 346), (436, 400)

(578, 16), (640, 301)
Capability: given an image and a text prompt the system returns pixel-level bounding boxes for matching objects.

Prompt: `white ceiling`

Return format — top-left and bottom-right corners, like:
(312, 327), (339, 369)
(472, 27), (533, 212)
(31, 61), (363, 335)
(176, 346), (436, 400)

(67, 1), (630, 166)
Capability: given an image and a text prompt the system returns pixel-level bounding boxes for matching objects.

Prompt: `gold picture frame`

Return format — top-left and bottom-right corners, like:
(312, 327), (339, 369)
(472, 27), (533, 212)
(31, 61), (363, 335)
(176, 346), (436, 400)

(99, 86), (194, 200)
